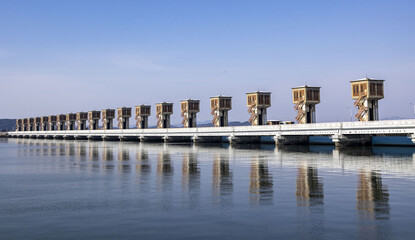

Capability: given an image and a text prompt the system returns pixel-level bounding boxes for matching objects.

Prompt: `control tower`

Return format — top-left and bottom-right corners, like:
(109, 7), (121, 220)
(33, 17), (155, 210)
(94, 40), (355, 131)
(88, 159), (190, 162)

(210, 96), (232, 127)
(135, 105), (151, 129)
(76, 112), (88, 130)
(156, 102), (173, 128)
(16, 119), (22, 131)
(292, 86), (321, 124)
(351, 78), (384, 121)
(57, 114), (66, 130)
(34, 117), (41, 131)
(88, 111), (101, 130)
(28, 118), (34, 131)
(117, 107), (131, 129)
(22, 118), (28, 131)
(48, 115), (57, 131)
(180, 99), (200, 128)
(246, 91), (271, 126)
(66, 113), (76, 130)
(41, 117), (48, 131)
(102, 109), (115, 130)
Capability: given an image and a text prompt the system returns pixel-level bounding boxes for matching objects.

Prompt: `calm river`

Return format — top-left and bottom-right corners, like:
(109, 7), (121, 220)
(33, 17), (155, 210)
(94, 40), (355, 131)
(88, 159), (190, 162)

(1, 138), (415, 239)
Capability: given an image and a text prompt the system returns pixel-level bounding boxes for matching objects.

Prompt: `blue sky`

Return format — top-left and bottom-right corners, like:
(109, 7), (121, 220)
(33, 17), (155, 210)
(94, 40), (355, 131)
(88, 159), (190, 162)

(1, 0), (414, 124)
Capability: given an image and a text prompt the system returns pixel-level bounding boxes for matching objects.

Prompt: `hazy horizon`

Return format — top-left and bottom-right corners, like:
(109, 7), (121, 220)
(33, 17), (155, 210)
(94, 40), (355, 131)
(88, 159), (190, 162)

(1, 1), (414, 125)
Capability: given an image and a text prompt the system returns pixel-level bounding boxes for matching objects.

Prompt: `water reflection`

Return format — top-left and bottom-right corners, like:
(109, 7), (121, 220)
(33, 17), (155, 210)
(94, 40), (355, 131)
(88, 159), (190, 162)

(212, 153), (233, 206)
(102, 143), (114, 161)
(249, 156), (273, 205)
(136, 144), (150, 172)
(296, 165), (324, 206)
(102, 142), (114, 171)
(66, 142), (75, 156)
(157, 147), (173, 189)
(356, 171), (390, 239)
(77, 141), (87, 161)
(118, 144), (131, 173)
(136, 144), (151, 188)
(182, 152), (200, 208)
(7, 138), (415, 239)
(296, 163), (325, 239)
(357, 171), (390, 219)
(89, 143), (99, 161)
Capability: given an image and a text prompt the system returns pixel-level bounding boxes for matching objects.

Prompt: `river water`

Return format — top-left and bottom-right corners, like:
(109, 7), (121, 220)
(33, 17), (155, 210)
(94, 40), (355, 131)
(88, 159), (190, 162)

(1, 138), (415, 239)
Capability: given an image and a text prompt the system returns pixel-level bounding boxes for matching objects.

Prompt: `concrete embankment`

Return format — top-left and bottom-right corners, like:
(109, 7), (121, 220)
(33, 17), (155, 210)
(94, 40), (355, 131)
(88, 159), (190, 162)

(0, 133), (8, 138)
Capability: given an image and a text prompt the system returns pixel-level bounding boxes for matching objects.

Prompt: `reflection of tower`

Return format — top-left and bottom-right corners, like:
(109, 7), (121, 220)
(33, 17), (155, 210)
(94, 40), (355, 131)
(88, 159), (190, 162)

(89, 143), (99, 161)
(58, 142), (66, 156)
(180, 99), (200, 128)
(296, 165), (324, 205)
(117, 144), (130, 173)
(212, 153), (233, 204)
(136, 144), (151, 191)
(210, 96), (232, 127)
(292, 86), (320, 124)
(102, 144), (114, 161)
(136, 145), (150, 172)
(76, 141), (87, 161)
(296, 164), (325, 239)
(135, 105), (151, 129)
(88, 111), (101, 130)
(351, 78), (384, 121)
(249, 157), (273, 205)
(66, 142), (75, 156)
(356, 171), (389, 219)
(118, 144), (130, 161)
(357, 170), (390, 239)
(156, 102), (173, 128)
(182, 152), (200, 208)
(246, 91), (271, 126)
(157, 150), (173, 188)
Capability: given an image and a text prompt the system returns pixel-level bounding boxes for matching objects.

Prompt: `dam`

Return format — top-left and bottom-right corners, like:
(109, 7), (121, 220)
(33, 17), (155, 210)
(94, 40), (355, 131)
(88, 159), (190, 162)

(8, 78), (415, 146)
(8, 119), (415, 147)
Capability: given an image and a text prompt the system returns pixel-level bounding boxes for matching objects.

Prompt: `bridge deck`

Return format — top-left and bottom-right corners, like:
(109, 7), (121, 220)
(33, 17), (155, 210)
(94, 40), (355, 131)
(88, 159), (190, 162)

(8, 119), (415, 144)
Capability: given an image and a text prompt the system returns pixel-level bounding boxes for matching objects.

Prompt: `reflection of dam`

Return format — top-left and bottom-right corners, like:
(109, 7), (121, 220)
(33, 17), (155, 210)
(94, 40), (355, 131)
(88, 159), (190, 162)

(157, 149), (173, 190)
(212, 153), (233, 205)
(182, 152), (200, 208)
(182, 152), (200, 192)
(249, 156), (273, 205)
(356, 171), (390, 239)
(296, 165), (324, 206)
(356, 171), (389, 220)
(296, 164), (325, 239)
(136, 144), (150, 172)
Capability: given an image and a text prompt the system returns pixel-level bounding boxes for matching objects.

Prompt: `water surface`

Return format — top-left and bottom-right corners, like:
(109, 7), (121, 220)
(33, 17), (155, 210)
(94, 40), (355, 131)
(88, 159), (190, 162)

(1, 138), (415, 239)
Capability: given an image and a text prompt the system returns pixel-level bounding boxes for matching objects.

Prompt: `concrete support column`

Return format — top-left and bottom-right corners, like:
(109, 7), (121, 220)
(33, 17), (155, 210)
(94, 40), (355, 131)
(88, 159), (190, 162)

(227, 135), (237, 144)
(409, 133), (415, 144)
(192, 135), (199, 143)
